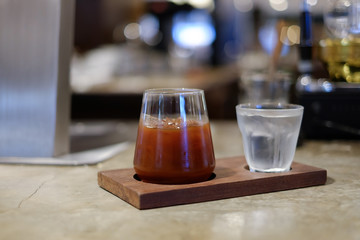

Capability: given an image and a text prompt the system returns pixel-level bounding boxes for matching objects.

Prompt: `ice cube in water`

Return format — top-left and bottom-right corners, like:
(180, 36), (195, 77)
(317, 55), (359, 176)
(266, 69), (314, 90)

(250, 134), (274, 169)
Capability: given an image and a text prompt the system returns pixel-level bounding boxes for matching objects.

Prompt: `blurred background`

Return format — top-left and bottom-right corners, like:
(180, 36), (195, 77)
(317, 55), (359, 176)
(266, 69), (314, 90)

(1, 0), (359, 159)
(70, 0), (360, 140)
(71, 0), (324, 118)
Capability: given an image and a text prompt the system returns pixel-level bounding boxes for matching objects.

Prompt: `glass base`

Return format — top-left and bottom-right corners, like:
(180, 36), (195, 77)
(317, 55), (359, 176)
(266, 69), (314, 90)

(249, 167), (291, 173)
(133, 172), (215, 185)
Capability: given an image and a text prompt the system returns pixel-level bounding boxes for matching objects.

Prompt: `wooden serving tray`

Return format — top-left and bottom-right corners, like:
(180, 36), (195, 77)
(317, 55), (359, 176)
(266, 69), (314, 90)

(98, 156), (327, 210)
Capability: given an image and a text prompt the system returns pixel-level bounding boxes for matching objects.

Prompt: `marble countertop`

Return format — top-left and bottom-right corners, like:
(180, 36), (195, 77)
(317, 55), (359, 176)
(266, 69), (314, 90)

(1, 121), (359, 240)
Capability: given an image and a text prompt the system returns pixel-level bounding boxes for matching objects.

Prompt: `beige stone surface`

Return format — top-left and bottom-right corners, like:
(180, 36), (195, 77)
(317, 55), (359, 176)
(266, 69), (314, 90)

(1, 121), (359, 240)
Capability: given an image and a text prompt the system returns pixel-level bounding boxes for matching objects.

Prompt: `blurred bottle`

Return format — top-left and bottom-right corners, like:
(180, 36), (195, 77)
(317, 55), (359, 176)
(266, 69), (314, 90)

(296, 0), (315, 92)
(298, 0), (313, 76)
(320, 0), (360, 83)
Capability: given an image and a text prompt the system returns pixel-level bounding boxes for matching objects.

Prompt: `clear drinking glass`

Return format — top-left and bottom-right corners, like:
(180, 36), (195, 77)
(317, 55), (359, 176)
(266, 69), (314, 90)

(134, 88), (216, 184)
(236, 103), (303, 173)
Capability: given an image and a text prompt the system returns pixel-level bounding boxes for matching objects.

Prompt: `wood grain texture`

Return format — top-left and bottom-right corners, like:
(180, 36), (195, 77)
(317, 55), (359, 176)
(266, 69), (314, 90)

(98, 156), (327, 210)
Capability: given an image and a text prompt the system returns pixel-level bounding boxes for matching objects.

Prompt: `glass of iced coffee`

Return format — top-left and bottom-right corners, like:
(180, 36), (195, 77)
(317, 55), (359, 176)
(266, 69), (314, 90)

(133, 88), (216, 184)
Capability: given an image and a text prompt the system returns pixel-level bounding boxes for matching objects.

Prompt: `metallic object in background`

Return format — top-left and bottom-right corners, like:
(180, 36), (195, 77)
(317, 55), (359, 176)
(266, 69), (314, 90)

(298, 83), (360, 139)
(0, 142), (130, 166)
(0, 0), (74, 157)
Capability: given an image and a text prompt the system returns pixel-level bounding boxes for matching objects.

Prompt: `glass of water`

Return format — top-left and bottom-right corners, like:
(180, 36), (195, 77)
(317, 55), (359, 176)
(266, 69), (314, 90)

(236, 103), (304, 173)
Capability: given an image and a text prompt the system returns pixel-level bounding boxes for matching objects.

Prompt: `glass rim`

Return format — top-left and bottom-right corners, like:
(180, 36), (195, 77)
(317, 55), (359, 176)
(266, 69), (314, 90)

(236, 103), (304, 112)
(144, 88), (204, 95)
